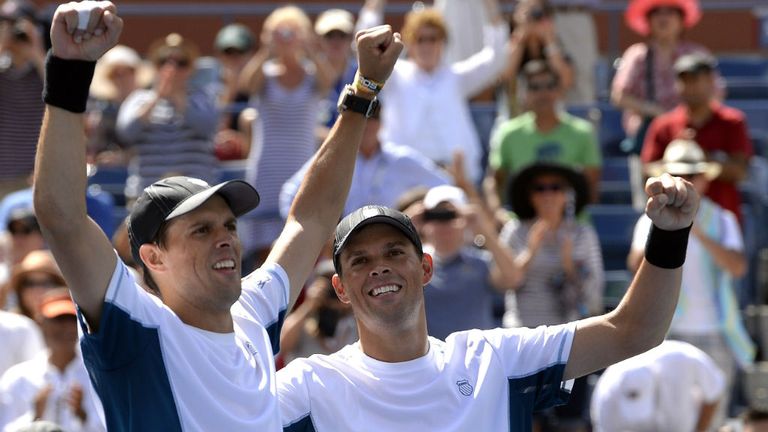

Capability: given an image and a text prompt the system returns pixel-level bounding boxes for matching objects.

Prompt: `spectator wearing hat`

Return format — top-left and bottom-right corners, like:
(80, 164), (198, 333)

(238, 5), (334, 268)
(0, 0), (45, 199)
(212, 24), (256, 161)
(117, 33), (220, 200)
(490, 61), (602, 206)
(611, 0), (711, 151)
(641, 53), (752, 222)
(628, 138), (753, 427)
(7, 250), (65, 320)
(0, 289), (104, 432)
(591, 340), (725, 432)
(279, 106), (450, 219)
(86, 45), (142, 166)
(410, 185), (517, 340)
(500, 162), (603, 328)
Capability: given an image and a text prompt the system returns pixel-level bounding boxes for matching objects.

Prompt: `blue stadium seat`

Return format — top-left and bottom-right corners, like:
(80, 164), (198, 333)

(717, 56), (768, 79)
(218, 160), (248, 183)
(725, 78), (768, 100)
(728, 100), (768, 133)
(599, 157), (632, 204)
(588, 204), (641, 271)
(595, 103), (626, 157)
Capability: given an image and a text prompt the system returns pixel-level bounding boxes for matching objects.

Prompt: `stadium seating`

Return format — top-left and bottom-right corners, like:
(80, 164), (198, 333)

(587, 204), (641, 272)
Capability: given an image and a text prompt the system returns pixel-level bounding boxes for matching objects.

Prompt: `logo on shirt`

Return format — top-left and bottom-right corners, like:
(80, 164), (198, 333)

(456, 379), (474, 396)
(244, 341), (258, 357)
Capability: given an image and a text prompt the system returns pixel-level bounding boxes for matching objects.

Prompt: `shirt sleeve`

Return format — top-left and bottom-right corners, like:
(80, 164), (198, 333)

(681, 343), (726, 403)
(611, 44), (646, 100)
(481, 322), (576, 410)
(640, 116), (668, 163)
(237, 263), (290, 354)
(489, 123), (512, 171)
(276, 359), (315, 431)
(720, 209), (744, 251)
(77, 255), (170, 370)
(451, 23), (510, 99)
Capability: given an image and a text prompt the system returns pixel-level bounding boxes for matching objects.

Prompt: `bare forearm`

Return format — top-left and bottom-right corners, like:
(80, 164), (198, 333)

(612, 259), (682, 354)
(34, 107), (89, 228)
(695, 401), (718, 432)
(716, 157), (749, 183)
(697, 234), (746, 277)
(239, 49), (269, 95)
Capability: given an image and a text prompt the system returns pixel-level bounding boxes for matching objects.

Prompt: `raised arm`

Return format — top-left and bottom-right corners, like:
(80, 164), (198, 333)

(265, 26), (403, 308)
(33, 2), (123, 326)
(563, 174), (699, 380)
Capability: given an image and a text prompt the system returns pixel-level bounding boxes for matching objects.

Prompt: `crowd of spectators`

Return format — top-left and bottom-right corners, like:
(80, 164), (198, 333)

(0, 0), (767, 430)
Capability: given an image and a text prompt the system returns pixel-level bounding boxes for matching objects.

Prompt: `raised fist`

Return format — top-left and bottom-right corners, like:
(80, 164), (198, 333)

(644, 174), (700, 231)
(50, 1), (122, 61)
(355, 25), (403, 84)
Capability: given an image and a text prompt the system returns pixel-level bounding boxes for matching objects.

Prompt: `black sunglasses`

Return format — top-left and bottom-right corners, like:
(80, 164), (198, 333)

(531, 183), (565, 193)
(528, 81), (558, 92)
(158, 57), (191, 68)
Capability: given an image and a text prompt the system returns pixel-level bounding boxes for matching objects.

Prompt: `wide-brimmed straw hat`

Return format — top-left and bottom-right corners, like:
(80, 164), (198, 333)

(625, 0), (701, 36)
(645, 138), (721, 179)
(507, 162), (589, 221)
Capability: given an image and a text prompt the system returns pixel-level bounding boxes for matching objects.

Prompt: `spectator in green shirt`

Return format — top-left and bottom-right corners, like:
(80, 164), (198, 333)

(489, 60), (601, 205)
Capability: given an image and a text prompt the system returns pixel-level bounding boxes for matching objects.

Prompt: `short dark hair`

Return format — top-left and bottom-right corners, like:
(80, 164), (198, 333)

(139, 221), (170, 296)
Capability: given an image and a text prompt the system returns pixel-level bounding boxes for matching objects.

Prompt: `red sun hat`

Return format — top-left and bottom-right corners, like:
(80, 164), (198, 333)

(625, 0), (701, 36)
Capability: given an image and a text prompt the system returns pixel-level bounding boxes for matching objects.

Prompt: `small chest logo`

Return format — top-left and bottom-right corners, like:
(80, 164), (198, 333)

(456, 379), (474, 396)
(244, 341), (258, 357)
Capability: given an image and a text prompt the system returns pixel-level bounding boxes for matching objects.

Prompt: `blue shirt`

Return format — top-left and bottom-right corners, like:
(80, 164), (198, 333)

(425, 247), (500, 340)
(280, 142), (449, 219)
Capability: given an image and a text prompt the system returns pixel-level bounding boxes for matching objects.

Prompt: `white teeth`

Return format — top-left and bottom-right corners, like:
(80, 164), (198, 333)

(371, 284), (401, 297)
(213, 259), (236, 270)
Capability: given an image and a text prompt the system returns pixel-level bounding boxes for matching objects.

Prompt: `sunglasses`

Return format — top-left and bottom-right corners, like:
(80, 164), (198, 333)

(531, 183), (565, 193)
(20, 277), (59, 290)
(528, 81), (558, 92)
(8, 222), (39, 236)
(221, 47), (247, 56)
(158, 57), (191, 68)
(323, 30), (351, 40)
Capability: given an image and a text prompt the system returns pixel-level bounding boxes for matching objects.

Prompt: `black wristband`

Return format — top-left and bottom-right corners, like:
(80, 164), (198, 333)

(644, 223), (692, 269)
(42, 50), (96, 113)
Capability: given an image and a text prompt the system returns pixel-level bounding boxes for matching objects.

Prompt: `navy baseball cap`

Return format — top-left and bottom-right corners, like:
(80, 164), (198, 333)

(128, 176), (259, 264)
(333, 205), (423, 273)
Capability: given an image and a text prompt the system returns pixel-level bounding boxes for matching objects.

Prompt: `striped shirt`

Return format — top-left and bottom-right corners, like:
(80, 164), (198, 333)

(0, 63), (44, 181)
(116, 87), (219, 198)
(500, 219), (604, 327)
(242, 61), (319, 251)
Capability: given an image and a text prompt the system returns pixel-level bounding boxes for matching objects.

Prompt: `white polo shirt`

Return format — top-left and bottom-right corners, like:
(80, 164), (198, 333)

(278, 323), (575, 432)
(591, 340), (726, 432)
(77, 257), (289, 431)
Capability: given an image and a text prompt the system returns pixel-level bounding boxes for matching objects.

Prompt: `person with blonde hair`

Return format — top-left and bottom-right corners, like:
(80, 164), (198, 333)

(238, 5), (334, 268)
(363, 0), (509, 185)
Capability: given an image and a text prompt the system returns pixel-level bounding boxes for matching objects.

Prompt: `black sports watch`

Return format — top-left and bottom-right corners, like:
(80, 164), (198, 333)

(337, 84), (379, 118)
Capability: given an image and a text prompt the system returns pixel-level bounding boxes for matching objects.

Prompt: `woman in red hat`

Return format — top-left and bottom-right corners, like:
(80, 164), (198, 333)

(611, 0), (713, 153)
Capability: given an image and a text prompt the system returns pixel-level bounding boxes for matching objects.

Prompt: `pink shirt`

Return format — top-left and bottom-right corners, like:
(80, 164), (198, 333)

(612, 41), (712, 135)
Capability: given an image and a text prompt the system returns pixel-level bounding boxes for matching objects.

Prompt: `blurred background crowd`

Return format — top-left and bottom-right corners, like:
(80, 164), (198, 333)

(1, 0), (768, 430)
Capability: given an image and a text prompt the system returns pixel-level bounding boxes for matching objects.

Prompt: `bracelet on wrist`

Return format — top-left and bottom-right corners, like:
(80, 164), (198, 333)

(644, 224), (692, 269)
(354, 71), (384, 95)
(42, 50), (96, 113)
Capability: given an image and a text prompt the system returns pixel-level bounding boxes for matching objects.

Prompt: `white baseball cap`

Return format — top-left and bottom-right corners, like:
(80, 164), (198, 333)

(423, 185), (468, 210)
(314, 9), (354, 36)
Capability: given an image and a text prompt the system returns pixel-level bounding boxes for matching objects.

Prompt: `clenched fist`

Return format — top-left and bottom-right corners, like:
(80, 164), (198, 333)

(644, 174), (700, 231)
(355, 25), (403, 84)
(50, 1), (122, 61)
